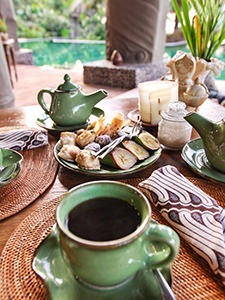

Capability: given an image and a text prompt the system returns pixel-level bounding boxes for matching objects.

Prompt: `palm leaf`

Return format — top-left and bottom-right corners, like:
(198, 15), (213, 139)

(172, 0), (225, 59)
(172, 0), (195, 55)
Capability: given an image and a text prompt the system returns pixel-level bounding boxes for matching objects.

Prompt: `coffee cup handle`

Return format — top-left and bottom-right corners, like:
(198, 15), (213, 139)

(37, 89), (54, 114)
(144, 222), (180, 269)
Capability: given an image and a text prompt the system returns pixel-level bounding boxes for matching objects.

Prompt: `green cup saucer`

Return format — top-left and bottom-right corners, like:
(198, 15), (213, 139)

(0, 162), (21, 188)
(36, 107), (105, 132)
(32, 223), (172, 300)
(0, 148), (23, 188)
(0, 148), (23, 169)
(182, 138), (225, 184)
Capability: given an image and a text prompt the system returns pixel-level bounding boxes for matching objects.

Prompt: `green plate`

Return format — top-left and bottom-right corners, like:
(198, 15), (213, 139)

(54, 141), (162, 178)
(36, 107), (105, 132)
(182, 138), (225, 184)
(0, 162), (21, 188)
(32, 223), (172, 300)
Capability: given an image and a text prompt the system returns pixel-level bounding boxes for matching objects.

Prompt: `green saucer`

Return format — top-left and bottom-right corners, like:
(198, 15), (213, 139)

(0, 148), (23, 169)
(182, 138), (225, 184)
(0, 148), (23, 188)
(0, 162), (21, 188)
(32, 224), (172, 300)
(36, 107), (105, 132)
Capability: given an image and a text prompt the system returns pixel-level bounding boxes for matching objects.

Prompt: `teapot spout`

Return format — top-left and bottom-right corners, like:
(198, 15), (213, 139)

(184, 112), (213, 140)
(184, 112), (225, 173)
(85, 89), (108, 106)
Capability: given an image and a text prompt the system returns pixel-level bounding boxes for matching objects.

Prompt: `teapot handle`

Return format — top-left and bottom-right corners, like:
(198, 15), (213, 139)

(37, 89), (54, 114)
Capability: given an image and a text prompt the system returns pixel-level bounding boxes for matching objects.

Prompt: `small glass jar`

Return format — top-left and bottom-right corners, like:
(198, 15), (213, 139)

(157, 101), (192, 150)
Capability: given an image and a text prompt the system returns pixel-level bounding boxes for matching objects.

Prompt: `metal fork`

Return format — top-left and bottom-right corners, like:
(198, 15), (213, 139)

(153, 269), (176, 300)
(95, 118), (142, 160)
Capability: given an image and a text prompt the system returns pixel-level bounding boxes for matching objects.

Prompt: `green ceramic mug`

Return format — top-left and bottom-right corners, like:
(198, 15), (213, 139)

(56, 181), (180, 288)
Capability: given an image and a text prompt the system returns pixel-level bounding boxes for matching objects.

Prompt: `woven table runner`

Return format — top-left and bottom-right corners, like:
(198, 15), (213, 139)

(0, 135), (58, 220)
(0, 177), (225, 299)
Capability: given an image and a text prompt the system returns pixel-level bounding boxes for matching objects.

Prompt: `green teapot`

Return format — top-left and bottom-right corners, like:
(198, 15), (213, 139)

(184, 112), (225, 173)
(37, 74), (108, 126)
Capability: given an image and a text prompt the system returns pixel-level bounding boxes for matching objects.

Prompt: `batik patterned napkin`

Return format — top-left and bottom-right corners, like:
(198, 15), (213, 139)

(0, 128), (48, 151)
(139, 165), (225, 284)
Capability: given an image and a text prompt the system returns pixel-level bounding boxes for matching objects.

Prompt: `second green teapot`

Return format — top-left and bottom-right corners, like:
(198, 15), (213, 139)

(184, 112), (225, 173)
(37, 74), (108, 126)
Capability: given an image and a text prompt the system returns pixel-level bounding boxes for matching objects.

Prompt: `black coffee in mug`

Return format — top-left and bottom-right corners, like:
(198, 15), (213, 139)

(65, 197), (141, 242)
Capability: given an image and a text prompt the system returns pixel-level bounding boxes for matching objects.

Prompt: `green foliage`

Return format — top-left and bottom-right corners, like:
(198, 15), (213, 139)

(0, 16), (7, 33)
(14, 0), (73, 38)
(78, 3), (105, 40)
(172, 0), (225, 60)
(14, 0), (105, 40)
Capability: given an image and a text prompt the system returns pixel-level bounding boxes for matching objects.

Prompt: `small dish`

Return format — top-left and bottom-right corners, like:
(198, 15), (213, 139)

(0, 148), (23, 188)
(36, 107), (105, 132)
(0, 164), (18, 182)
(182, 138), (225, 184)
(54, 141), (162, 178)
(32, 223), (172, 300)
(0, 162), (21, 188)
(0, 148), (23, 169)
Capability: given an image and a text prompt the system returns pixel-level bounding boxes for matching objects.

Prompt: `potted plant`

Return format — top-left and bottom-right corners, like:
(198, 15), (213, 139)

(172, 0), (225, 61)
(166, 0), (225, 108)
(0, 17), (8, 41)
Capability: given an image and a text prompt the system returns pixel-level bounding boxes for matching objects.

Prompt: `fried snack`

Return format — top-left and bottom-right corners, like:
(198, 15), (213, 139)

(76, 128), (86, 136)
(60, 132), (77, 146)
(92, 117), (108, 136)
(58, 145), (80, 161)
(75, 130), (96, 148)
(86, 113), (131, 138)
(103, 113), (128, 137)
(75, 149), (101, 170)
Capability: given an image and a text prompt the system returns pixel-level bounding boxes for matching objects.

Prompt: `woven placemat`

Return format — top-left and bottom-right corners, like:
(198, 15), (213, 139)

(0, 135), (58, 220)
(0, 177), (225, 300)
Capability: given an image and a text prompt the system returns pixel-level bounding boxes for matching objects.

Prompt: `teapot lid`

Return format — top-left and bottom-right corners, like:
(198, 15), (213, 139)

(57, 74), (80, 92)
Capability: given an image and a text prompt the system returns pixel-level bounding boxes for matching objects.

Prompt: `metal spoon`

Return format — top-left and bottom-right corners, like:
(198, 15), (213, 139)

(153, 269), (176, 300)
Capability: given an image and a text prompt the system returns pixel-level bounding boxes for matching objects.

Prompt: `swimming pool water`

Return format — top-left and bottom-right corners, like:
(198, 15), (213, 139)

(20, 40), (105, 68)
(19, 40), (225, 79)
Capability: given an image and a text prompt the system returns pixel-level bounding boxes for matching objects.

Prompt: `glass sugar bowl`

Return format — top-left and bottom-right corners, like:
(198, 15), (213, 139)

(157, 101), (192, 150)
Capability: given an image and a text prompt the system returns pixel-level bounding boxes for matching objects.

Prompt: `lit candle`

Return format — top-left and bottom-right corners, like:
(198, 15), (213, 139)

(138, 81), (178, 125)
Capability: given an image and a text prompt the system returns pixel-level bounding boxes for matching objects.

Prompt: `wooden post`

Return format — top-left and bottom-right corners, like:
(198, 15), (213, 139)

(0, 39), (14, 108)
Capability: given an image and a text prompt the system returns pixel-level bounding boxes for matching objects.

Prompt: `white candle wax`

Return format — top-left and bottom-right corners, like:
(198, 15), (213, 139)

(138, 81), (178, 125)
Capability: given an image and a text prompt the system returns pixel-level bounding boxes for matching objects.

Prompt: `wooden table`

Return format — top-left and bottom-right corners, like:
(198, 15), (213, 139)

(0, 96), (224, 255)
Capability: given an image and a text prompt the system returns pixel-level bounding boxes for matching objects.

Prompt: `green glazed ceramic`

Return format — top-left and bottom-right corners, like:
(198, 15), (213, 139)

(0, 148), (23, 188)
(0, 162), (21, 188)
(33, 223), (173, 300)
(37, 74), (108, 126)
(55, 181), (180, 287)
(36, 107), (104, 132)
(0, 148), (23, 169)
(54, 142), (162, 178)
(184, 112), (225, 173)
(182, 138), (225, 184)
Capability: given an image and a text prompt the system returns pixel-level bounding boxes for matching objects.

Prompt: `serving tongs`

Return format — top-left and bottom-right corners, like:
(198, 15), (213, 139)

(94, 117), (142, 160)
